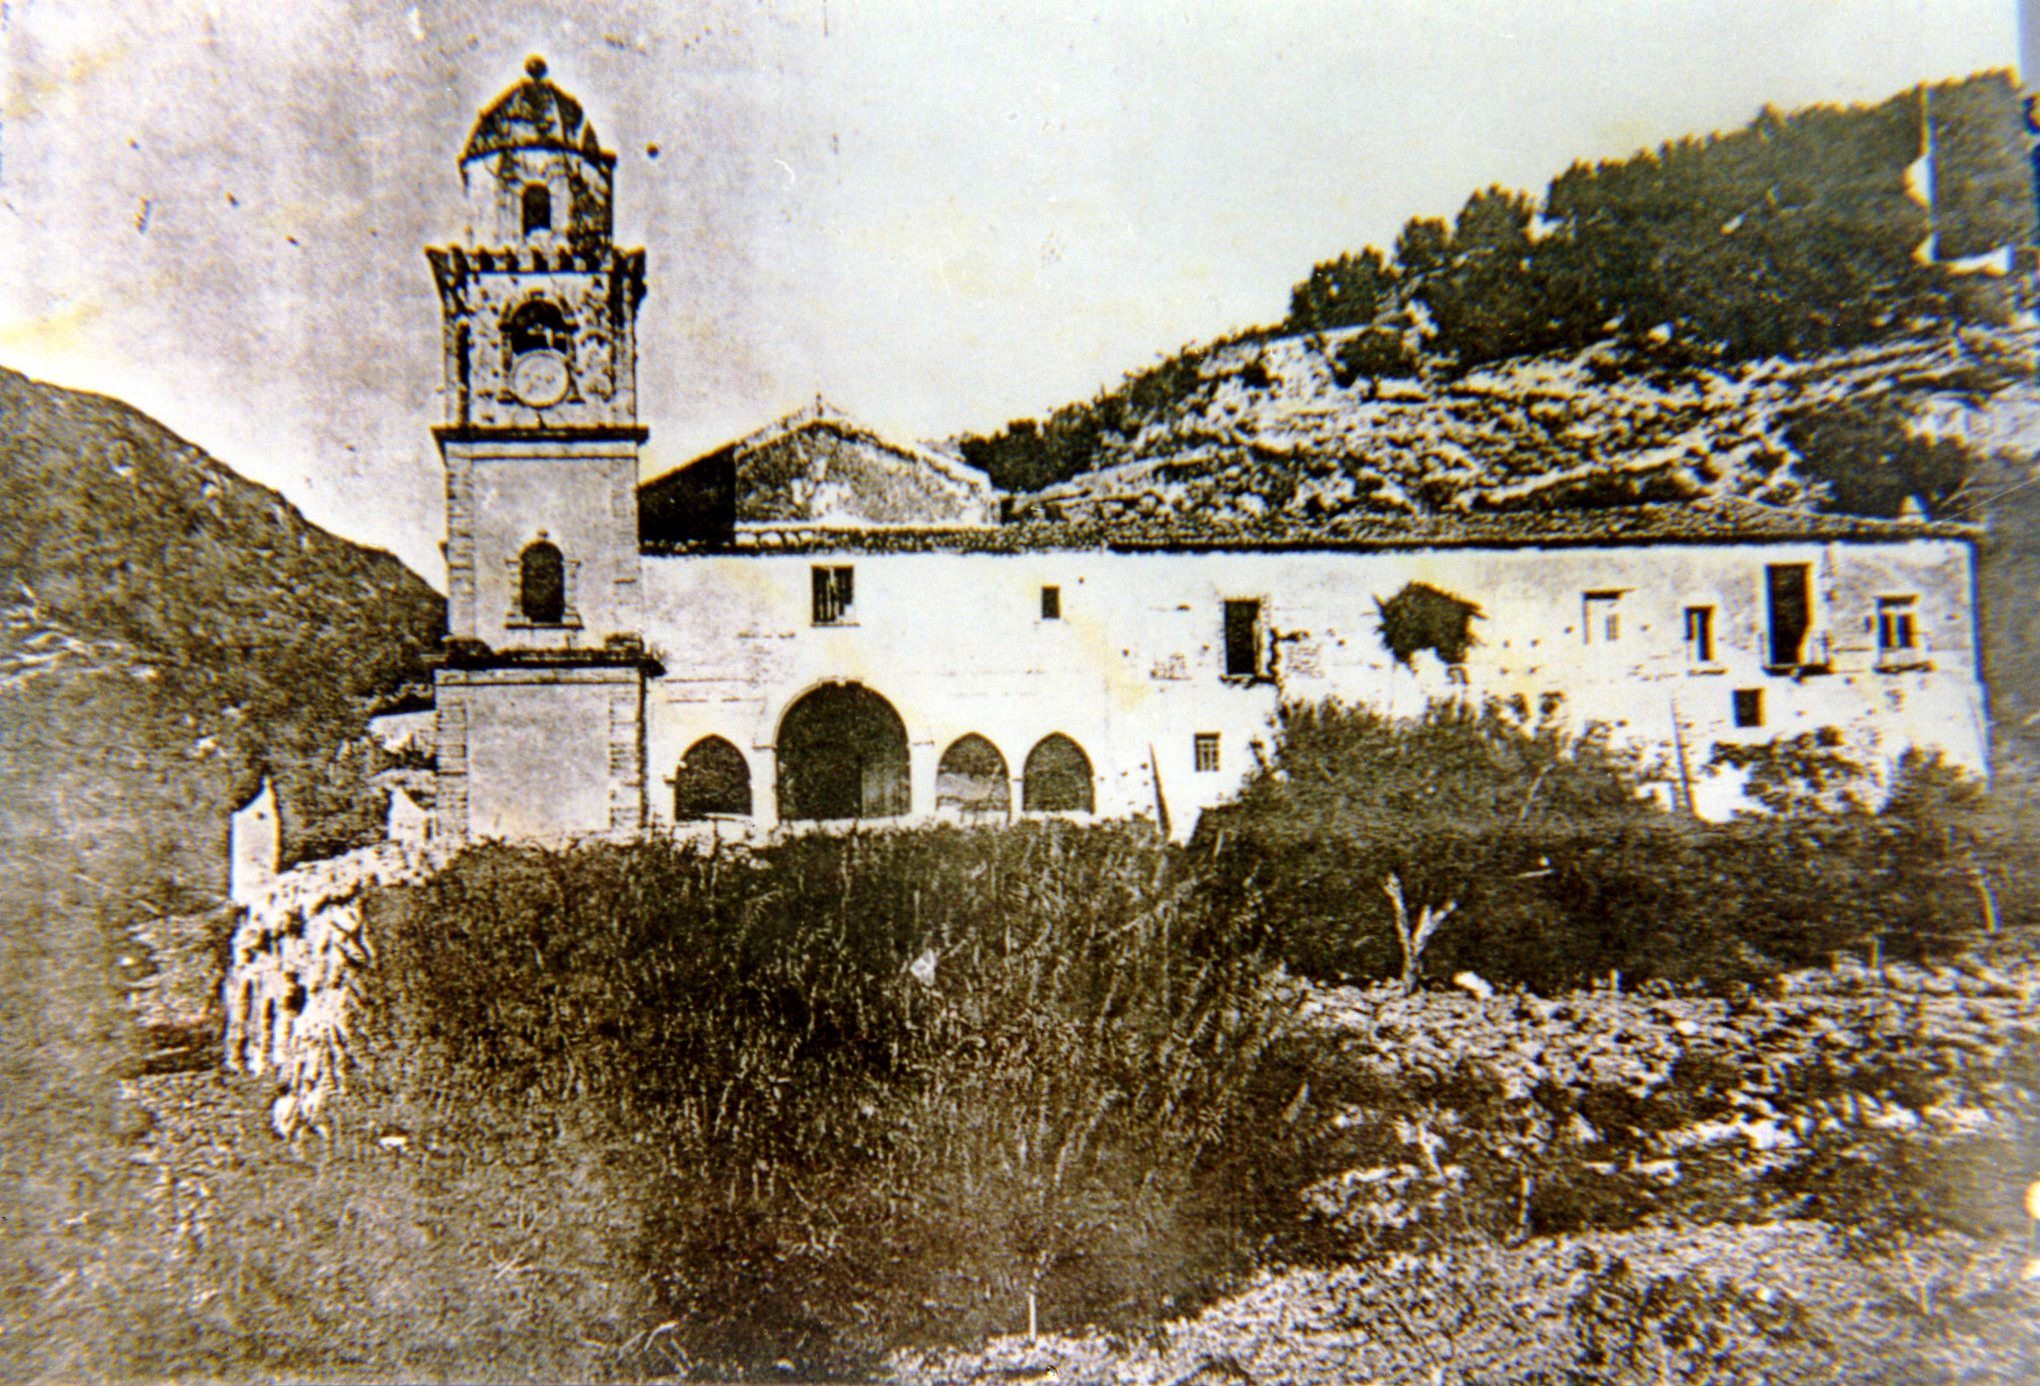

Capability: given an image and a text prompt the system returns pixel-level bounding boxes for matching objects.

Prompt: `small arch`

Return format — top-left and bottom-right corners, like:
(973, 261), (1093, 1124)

(1023, 734), (1094, 813)
(518, 539), (566, 624)
(504, 297), (573, 359)
(937, 734), (1011, 818)
(674, 736), (752, 819)
(522, 182), (552, 238)
(777, 682), (910, 822)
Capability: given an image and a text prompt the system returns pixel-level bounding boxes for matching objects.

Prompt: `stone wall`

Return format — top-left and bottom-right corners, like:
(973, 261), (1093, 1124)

(222, 840), (442, 1136)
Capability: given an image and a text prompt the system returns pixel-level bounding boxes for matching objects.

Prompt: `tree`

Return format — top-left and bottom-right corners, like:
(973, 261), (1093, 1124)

(1288, 247), (1396, 332)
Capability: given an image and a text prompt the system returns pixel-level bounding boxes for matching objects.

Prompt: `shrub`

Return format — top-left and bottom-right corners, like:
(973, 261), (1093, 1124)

(1201, 700), (2023, 992)
(352, 824), (1322, 1376)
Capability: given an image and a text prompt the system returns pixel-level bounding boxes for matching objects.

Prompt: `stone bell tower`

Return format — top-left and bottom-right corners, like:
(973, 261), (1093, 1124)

(428, 56), (657, 845)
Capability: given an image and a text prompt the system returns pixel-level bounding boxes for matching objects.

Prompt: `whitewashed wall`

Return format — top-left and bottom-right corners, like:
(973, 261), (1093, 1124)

(637, 537), (1985, 838)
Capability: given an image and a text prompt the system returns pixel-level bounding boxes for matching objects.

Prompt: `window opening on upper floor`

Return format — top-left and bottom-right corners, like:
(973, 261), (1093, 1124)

(812, 565), (855, 625)
(1765, 564), (1812, 668)
(1684, 605), (1715, 663)
(1877, 595), (1918, 653)
(504, 298), (573, 359)
(522, 182), (552, 238)
(1733, 688), (1764, 729)
(1583, 591), (1623, 644)
(1194, 732), (1220, 773)
(1223, 599), (1264, 678)
(518, 539), (566, 624)
(1041, 585), (1061, 621)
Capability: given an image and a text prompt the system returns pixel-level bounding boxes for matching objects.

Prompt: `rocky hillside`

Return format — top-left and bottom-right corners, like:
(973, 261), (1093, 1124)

(1009, 326), (2035, 524)
(0, 366), (445, 895)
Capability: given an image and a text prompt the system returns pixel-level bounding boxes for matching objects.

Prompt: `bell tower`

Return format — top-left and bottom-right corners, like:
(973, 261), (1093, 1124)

(428, 57), (656, 844)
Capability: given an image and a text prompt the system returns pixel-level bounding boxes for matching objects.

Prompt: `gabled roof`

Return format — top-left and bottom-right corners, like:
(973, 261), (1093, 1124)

(639, 399), (998, 547)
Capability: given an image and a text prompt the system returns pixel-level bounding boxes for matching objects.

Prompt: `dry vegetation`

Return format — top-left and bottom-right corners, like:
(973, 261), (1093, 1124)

(8, 702), (2037, 1381)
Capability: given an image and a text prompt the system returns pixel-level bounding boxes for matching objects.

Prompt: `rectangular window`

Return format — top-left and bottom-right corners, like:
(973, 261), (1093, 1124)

(1684, 605), (1715, 663)
(1733, 688), (1764, 728)
(811, 565), (854, 625)
(1583, 591), (1622, 644)
(1877, 596), (1918, 653)
(1194, 732), (1220, 773)
(1765, 564), (1811, 667)
(1041, 585), (1061, 620)
(1223, 599), (1263, 678)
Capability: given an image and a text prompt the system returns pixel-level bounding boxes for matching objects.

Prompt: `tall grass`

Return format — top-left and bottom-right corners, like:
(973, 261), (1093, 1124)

(352, 823), (1320, 1376)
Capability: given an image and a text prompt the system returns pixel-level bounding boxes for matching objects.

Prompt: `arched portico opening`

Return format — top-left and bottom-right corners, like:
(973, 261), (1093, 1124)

(776, 683), (911, 821)
(936, 734), (1011, 818)
(1023, 733), (1094, 813)
(674, 736), (752, 819)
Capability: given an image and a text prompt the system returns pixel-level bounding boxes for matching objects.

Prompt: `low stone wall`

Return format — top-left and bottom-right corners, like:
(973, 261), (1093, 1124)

(222, 840), (441, 1135)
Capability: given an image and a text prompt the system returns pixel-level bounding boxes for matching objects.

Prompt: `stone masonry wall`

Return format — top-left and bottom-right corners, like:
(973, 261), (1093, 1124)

(222, 840), (443, 1136)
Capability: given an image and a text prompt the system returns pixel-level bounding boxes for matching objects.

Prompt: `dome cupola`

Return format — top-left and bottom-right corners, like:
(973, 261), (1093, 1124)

(457, 56), (616, 249)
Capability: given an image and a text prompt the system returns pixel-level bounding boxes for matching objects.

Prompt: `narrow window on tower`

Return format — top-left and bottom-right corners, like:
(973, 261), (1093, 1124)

(1041, 585), (1061, 620)
(522, 182), (552, 238)
(811, 565), (855, 625)
(1194, 732), (1221, 773)
(1684, 605), (1715, 663)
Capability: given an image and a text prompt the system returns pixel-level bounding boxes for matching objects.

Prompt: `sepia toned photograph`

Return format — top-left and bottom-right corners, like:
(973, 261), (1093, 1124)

(3, 1), (2038, 1379)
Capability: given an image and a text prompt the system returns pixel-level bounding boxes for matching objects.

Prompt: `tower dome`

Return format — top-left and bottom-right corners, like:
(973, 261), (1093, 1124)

(461, 56), (609, 164)
(456, 56), (615, 247)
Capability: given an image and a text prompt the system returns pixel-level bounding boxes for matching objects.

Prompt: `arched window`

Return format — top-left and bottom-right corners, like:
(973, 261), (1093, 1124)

(522, 182), (552, 238)
(776, 683), (910, 821)
(1023, 734), (1094, 813)
(504, 298), (573, 359)
(674, 737), (752, 819)
(518, 540), (566, 624)
(936, 734), (1010, 817)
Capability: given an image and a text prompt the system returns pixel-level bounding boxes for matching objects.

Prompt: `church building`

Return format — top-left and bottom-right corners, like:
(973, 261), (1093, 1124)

(427, 60), (1991, 846)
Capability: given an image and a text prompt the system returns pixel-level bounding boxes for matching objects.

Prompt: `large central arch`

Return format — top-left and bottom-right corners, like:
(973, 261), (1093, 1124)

(776, 682), (911, 822)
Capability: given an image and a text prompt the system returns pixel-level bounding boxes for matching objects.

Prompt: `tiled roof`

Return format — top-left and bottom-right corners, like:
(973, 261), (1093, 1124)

(640, 496), (1975, 556)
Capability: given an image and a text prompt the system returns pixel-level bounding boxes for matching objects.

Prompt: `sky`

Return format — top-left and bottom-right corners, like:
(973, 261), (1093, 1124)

(0, 0), (2024, 584)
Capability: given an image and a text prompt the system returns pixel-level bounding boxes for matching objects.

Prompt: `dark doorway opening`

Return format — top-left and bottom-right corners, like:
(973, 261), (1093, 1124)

(1023, 734), (1094, 813)
(777, 683), (910, 821)
(674, 736), (752, 819)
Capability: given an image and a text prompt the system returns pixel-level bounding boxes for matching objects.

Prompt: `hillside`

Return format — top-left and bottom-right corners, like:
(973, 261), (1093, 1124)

(0, 367), (445, 893)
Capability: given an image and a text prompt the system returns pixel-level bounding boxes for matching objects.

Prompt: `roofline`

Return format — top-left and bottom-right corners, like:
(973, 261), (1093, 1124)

(641, 525), (1980, 558)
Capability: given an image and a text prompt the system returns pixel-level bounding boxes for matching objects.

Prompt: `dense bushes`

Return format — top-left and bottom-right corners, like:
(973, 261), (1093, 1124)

(351, 824), (1323, 1377)
(1198, 700), (2026, 992)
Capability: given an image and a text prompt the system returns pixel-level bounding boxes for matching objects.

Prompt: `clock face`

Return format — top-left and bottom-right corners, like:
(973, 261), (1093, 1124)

(510, 350), (571, 409)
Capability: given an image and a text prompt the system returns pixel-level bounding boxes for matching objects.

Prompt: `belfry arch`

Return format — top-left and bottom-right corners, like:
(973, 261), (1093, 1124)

(775, 682), (911, 821)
